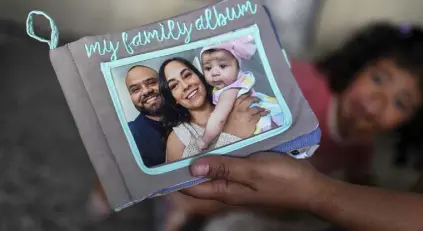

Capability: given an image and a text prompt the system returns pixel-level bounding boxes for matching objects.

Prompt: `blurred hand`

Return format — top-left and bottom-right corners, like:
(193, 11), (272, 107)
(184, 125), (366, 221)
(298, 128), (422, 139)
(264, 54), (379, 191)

(163, 191), (230, 231)
(223, 92), (268, 139)
(182, 152), (326, 210)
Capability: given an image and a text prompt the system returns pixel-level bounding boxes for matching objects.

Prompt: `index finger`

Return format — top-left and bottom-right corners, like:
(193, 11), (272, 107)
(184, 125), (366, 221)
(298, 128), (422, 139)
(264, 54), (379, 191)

(239, 96), (260, 109)
(234, 91), (252, 107)
(190, 155), (254, 186)
(181, 179), (255, 206)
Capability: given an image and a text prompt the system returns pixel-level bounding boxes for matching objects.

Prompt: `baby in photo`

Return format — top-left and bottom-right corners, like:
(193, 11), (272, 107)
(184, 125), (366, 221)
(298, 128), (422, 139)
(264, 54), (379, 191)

(196, 35), (285, 150)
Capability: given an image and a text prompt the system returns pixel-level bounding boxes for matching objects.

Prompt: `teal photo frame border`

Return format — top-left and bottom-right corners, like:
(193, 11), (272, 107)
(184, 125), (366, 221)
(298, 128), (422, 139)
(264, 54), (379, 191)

(100, 24), (293, 175)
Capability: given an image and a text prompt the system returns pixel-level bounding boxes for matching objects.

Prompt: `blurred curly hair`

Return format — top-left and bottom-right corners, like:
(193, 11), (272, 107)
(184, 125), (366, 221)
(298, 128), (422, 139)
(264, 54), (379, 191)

(316, 22), (423, 164)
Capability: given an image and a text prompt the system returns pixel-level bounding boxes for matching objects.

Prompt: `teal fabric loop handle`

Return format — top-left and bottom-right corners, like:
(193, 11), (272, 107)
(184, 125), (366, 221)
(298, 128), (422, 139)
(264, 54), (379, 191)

(26, 10), (59, 49)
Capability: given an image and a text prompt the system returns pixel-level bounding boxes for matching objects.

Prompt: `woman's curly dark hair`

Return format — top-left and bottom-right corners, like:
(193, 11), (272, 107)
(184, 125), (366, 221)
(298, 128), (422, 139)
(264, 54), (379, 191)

(315, 22), (423, 166)
(158, 57), (213, 129)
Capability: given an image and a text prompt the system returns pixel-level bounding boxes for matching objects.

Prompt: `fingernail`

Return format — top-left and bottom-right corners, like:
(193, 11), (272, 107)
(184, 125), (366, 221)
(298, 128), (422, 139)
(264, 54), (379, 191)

(192, 164), (210, 176)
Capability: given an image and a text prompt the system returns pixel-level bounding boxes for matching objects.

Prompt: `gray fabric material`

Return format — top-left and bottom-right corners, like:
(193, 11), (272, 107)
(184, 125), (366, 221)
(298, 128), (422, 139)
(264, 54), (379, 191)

(50, 46), (133, 210)
(47, 0), (319, 211)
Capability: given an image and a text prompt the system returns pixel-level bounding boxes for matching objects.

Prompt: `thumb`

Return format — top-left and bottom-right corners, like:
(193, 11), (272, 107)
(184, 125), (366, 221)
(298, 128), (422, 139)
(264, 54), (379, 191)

(190, 155), (254, 185)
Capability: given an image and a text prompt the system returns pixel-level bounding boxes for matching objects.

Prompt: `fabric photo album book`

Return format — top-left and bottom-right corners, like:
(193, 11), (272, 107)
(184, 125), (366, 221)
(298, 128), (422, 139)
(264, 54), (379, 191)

(26, 0), (321, 212)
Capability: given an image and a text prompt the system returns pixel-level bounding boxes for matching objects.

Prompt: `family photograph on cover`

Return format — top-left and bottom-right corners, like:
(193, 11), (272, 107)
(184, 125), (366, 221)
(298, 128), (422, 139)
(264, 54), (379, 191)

(101, 25), (292, 171)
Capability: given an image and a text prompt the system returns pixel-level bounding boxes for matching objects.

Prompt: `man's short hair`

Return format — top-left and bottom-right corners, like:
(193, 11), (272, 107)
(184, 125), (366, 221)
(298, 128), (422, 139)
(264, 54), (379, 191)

(125, 65), (158, 86)
(126, 65), (157, 76)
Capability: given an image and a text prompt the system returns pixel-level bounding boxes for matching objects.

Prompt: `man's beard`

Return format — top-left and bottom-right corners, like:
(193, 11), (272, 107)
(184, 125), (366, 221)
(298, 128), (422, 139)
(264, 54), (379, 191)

(137, 101), (164, 117)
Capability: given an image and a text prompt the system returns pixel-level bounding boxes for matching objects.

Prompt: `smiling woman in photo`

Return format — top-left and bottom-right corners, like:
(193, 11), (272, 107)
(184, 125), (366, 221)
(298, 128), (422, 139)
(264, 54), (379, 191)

(158, 57), (272, 231)
(158, 57), (243, 162)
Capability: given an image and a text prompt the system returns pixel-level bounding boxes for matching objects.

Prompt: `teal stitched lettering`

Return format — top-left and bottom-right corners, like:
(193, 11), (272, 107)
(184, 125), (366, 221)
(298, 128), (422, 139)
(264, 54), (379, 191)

(204, 8), (217, 30)
(132, 32), (142, 46)
(214, 6), (227, 27)
(225, 7), (236, 20)
(144, 29), (160, 43)
(197, 1), (257, 31)
(231, 5), (241, 18)
(185, 23), (193, 43)
(177, 22), (193, 43)
(83, 0), (257, 60)
(237, 0), (257, 16)
(138, 32), (148, 46)
(167, 20), (179, 40)
(195, 15), (205, 30)
(109, 41), (120, 61)
(121, 20), (194, 53)
(122, 32), (134, 55)
(159, 23), (170, 40)
(85, 42), (101, 58)
(84, 40), (120, 61)
(226, 1), (257, 20)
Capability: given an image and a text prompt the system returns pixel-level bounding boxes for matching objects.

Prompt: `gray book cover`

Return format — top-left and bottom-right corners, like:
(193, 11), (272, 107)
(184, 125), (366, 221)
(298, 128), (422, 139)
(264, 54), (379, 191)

(26, 0), (320, 212)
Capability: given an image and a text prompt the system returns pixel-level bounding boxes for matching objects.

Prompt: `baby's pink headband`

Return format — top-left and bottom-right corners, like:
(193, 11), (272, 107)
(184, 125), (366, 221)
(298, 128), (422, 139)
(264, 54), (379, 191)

(200, 34), (257, 66)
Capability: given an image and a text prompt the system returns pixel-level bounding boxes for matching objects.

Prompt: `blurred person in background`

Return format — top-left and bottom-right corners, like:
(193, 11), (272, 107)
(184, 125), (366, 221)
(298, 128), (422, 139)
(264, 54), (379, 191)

(289, 22), (423, 185)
